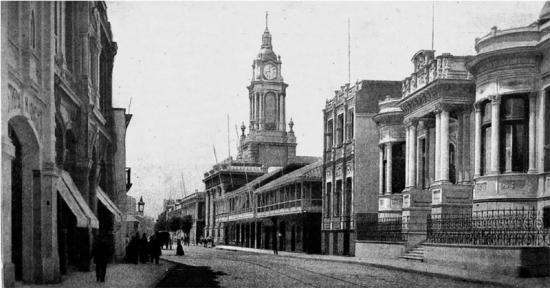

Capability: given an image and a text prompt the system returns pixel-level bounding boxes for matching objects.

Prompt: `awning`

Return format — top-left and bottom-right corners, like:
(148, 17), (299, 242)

(96, 186), (123, 222)
(58, 170), (99, 229)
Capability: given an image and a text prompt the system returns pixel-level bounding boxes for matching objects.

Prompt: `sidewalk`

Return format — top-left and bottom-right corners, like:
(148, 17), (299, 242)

(215, 245), (549, 288)
(15, 261), (175, 288)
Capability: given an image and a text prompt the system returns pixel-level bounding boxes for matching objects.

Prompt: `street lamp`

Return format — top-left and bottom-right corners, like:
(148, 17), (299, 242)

(138, 196), (145, 215)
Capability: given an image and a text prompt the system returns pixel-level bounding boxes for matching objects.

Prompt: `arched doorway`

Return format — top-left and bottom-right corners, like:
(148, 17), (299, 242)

(8, 116), (41, 282)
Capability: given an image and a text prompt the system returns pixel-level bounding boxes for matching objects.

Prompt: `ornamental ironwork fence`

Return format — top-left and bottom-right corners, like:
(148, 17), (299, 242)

(356, 216), (405, 242)
(427, 208), (550, 246)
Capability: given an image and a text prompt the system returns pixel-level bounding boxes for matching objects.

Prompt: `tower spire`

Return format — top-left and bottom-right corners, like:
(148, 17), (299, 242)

(261, 12), (272, 49)
(265, 11), (269, 31)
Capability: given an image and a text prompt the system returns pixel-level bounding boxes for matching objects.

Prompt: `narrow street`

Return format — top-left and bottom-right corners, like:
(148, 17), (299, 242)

(158, 246), (504, 288)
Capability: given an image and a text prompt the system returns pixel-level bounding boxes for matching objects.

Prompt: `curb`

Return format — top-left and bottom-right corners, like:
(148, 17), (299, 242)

(215, 246), (517, 288)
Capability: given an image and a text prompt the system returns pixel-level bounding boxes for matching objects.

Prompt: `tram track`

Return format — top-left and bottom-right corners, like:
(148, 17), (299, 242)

(215, 253), (380, 288)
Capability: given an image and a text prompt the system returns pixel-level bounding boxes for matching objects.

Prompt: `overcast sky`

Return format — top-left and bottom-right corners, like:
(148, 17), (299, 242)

(106, 1), (544, 217)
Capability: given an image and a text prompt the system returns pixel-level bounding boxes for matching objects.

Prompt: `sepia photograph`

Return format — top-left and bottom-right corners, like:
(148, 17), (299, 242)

(1, 1), (550, 287)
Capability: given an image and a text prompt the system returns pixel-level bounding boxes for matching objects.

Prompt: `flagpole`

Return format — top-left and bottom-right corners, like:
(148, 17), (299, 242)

(431, 0), (435, 50)
(347, 17), (351, 84)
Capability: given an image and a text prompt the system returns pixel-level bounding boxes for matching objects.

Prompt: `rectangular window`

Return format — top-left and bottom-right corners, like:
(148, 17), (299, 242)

(392, 142), (406, 193)
(482, 126), (491, 175)
(500, 96), (528, 173)
(325, 182), (332, 217)
(334, 180), (342, 217)
(326, 120), (334, 151)
(344, 177), (352, 216)
(346, 109), (354, 140)
(382, 146), (387, 193)
(336, 114), (344, 146)
(420, 138), (428, 188)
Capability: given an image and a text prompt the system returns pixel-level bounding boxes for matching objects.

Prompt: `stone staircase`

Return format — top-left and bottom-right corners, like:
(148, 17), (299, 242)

(400, 245), (425, 262)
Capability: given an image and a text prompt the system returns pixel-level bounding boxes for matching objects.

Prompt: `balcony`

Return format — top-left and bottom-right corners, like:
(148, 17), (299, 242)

(257, 198), (322, 218)
(402, 53), (472, 99)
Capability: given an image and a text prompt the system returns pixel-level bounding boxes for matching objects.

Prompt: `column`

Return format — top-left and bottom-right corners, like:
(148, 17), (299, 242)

(528, 95), (536, 173)
(379, 146), (384, 195)
(254, 94), (259, 130)
(490, 96), (501, 174)
(410, 122), (417, 187)
(279, 94), (284, 130)
(385, 143), (393, 194)
(258, 93), (264, 130)
(456, 113), (464, 182)
(474, 106), (482, 177)
(440, 110), (450, 182)
(282, 95), (286, 130)
(405, 126), (410, 188)
(434, 112), (441, 181)
(538, 90), (547, 173)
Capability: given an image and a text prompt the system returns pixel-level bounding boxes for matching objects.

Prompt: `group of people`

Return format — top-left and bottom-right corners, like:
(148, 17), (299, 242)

(125, 232), (162, 264)
(198, 236), (214, 248)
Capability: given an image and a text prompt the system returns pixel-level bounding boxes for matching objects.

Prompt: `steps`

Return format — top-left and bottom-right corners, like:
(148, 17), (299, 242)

(400, 245), (425, 262)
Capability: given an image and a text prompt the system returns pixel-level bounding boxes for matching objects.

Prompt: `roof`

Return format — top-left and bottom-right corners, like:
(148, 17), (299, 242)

(254, 160), (322, 194)
(231, 167), (284, 195)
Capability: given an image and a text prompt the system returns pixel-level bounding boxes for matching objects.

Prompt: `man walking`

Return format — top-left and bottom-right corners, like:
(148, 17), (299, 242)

(92, 231), (112, 282)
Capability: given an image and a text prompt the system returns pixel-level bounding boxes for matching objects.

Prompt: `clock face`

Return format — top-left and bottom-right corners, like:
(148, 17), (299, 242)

(263, 64), (277, 80)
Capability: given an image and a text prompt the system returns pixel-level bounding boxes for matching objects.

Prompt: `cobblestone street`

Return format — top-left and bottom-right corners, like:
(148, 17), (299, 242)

(160, 246), (506, 288)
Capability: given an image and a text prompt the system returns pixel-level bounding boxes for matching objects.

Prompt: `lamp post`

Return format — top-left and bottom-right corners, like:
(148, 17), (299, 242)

(138, 196), (145, 216)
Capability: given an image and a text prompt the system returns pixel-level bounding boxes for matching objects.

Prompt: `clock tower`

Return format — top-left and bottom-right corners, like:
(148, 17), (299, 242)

(238, 13), (297, 167)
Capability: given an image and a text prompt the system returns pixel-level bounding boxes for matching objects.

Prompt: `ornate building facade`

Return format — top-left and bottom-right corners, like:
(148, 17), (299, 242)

(238, 21), (296, 167)
(355, 2), (550, 277)
(322, 81), (402, 256)
(2, 2), (131, 286)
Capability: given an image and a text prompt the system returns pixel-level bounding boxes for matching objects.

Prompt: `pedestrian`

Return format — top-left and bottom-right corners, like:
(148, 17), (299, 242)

(149, 232), (162, 264)
(139, 233), (149, 263)
(176, 239), (185, 256)
(92, 230), (112, 282)
(126, 233), (139, 264)
(273, 232), (281, 255)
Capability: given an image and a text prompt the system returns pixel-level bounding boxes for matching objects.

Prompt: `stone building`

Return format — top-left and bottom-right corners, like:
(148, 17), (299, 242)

(354, 2), (550, 278)
(203, 160), (265, 243)
(399, 50), (475, 243)
(202, 16), (320, 247)
(321, 80), (401, 256)
(219, 159), (323, 254)
(167, 191), (205, 244)
(2, 2), (131, 286)
(467, 3), (550, 213)
(373, 96), (406, 218)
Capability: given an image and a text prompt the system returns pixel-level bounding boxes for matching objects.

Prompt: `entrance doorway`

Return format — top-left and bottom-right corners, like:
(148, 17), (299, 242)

(8, 116), (41, 283)
(9, 125), (23, 281)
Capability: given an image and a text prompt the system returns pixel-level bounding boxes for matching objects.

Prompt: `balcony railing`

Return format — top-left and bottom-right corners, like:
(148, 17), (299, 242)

(427, 208), (550, 246)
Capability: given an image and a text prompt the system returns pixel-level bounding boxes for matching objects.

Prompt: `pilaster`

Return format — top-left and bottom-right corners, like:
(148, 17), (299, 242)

(490, 95), (501, 175)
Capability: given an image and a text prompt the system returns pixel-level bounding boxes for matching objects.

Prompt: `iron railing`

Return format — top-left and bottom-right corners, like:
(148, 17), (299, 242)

(357, 217), (405, 242)
(427, 208), (550, 246)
